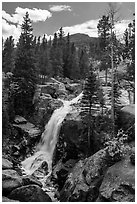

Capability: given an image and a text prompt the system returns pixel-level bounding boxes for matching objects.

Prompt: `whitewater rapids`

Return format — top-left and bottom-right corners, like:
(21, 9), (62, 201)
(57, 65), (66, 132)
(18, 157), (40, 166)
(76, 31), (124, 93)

(21, 92), (83, 177)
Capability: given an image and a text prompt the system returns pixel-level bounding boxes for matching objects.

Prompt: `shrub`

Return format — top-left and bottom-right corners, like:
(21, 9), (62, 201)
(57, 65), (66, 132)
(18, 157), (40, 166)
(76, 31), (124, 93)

(104, 129), (129, 163)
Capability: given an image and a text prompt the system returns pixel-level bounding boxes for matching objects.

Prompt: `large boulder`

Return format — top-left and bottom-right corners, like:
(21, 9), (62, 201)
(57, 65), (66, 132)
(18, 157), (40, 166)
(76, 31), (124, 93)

(49, 98), (63, 111)
(118, 105), (135, 141)
(65, 82), (82, 95)
(60, 149), (109, 202)
(32, 92), (63, 128)
(36, 80), (67, 99)
(2, 169), (23, 195)
(38, 84), (57, 98)
(8, 184), (52, 202)
(2, 158), (13, 170)
(118, 105), (135, 129)
(14, 116), (27, 124)
(52, 159), (77, 191)
(60, 109), (84, 151)
(13, 121), (41, 139)
(98, 156), (135, 202)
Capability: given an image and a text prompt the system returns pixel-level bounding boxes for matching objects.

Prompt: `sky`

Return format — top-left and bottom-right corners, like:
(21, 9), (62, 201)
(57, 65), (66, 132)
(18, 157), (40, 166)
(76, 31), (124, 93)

(2, 1), (135, 42)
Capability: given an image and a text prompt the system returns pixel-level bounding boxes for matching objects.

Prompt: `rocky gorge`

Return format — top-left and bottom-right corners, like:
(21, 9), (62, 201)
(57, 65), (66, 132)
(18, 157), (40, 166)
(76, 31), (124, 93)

(2, 74), (135, 202)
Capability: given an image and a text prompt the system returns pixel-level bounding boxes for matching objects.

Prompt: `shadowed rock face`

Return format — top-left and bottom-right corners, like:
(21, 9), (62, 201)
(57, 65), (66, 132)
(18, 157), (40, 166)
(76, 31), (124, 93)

(98, 156), (135, 202)
(2, 156), (50, 201)
(2, 169), (23, 195)
(59, 149), (109, 202)
(8, 184), (52, 202)
(118, 105), (135, 130)
(59, 142), (135, 202)
(121, 104), (135, 116)
(13, 122), (41, 138)
(117, 105), (135, 141)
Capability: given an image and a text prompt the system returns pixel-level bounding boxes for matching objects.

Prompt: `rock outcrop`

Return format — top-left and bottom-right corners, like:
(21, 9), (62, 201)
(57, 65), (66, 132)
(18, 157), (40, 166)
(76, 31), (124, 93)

(8, 184), (52, 202)
(97, 156), (135, 202)
(118, 104), (135, 141)
(115, 101), (135, 143)
(32, 86), (64, 128)
(13, 116), (41, 139)
(2, 169), (23, 195)
(2, 156), (52, 202)
(60, 149), (109, 202)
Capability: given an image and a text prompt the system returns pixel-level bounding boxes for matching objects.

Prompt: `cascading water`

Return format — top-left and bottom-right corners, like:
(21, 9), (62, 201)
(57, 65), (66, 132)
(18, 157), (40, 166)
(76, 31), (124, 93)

(21, 92), (83, 179)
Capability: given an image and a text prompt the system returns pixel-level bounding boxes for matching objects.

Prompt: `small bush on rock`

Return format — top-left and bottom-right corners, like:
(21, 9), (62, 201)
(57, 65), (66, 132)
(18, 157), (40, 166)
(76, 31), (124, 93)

(104, 129), (129, 163)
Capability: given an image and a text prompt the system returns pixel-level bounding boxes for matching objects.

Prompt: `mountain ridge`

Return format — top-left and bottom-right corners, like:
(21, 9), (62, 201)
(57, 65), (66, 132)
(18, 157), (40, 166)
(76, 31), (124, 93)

(67, 33), (99, 48)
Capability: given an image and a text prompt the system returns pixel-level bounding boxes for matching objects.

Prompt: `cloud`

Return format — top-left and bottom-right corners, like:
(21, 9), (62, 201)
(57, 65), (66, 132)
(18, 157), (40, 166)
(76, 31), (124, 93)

(2, 7), (52, 41)
(63, 19), (99, 37)
(2, 7), (52, 25)
(15, 7), (52, 23)
(2, 18), (21, 42)
(62, 19), (131, 39)
(49, 5), (72, 12)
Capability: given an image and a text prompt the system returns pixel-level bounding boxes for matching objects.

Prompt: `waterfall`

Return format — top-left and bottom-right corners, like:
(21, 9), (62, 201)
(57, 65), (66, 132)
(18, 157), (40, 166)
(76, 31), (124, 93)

(21, 92), (83, 177)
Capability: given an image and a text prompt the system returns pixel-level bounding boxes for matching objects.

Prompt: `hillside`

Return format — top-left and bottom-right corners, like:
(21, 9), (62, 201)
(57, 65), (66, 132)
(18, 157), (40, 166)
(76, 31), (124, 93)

(67, 33), (99, 48)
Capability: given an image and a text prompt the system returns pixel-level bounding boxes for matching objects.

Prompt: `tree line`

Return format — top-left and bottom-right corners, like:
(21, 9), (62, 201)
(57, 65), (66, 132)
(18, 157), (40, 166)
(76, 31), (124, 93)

(2, 11), (135, 119)
(2, 16), (89, 80)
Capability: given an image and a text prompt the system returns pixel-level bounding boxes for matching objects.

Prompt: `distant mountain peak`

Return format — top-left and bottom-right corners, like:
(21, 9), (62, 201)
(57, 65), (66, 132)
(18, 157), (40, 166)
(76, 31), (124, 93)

(68, 33), (98, 48)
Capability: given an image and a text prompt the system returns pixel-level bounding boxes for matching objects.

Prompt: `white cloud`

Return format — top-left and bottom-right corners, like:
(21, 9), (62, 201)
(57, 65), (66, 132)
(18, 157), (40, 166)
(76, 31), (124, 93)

(2, 7), (52, 25)
(2, 7), (52, 42)
(49, 5), (72, 12)
(62, 19), (131, 39)
(63, 19), (99, 37)
(15, 7), (52, 23)
(2, 19), (21, 42)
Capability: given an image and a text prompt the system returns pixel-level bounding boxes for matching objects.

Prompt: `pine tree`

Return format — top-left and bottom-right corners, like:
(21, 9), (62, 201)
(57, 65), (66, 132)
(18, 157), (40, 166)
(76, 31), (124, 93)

(107, 2), (120, 136)
(58, 27), (65, 47)
(127, 17), (135, 80)
(63, 33), (71, 78)
(58, 27), (65, 76)
(123, 28), (129, 60)
(38, 34), (51, 76)
(50, 32), (63, 77)
(81, 65), (100, 155)
(79, 48), (89, 79)
(2, 36), (15, 73)
(48, 36), (52, 48)
(69, 42), (80, 79)
(13, 12), (37, 116)
(97, 15), (111, 85)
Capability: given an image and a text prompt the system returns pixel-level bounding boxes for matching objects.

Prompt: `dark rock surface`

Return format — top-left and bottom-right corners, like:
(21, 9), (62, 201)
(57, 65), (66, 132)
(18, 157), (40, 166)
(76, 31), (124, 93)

(22, 175), (43, 188)
(32, 92), (63, 128)
(2, 169), (23, 195)
(13, 122), (41, 138)
(9, 184), (52, 202)
(98, 156), (135, 202)
(14, 115), (27, 124)
(52, 159), (77, 191)
(118, 105), (135, 131)
(60, 149), (109, 202)
(59, 109), (86, 156)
